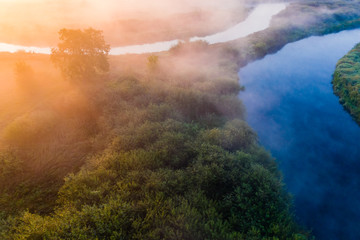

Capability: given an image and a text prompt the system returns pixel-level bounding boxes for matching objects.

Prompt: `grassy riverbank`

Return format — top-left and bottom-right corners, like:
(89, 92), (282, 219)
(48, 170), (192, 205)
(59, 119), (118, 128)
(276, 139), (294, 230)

(332, 43), (360, 124)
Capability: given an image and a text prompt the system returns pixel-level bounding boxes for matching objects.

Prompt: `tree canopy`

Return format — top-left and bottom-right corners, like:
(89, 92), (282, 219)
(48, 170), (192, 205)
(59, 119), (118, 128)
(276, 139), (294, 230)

(51, 28), (110, 81)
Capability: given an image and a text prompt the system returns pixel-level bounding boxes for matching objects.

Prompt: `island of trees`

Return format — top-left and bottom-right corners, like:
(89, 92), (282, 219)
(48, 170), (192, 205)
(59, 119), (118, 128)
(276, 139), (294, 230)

(333, 43), (360, 124)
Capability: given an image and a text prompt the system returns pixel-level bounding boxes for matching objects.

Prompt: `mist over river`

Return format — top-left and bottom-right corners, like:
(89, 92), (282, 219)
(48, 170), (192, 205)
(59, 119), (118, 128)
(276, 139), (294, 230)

(239, 29), (360, 240)
(0, 3), (286, 55)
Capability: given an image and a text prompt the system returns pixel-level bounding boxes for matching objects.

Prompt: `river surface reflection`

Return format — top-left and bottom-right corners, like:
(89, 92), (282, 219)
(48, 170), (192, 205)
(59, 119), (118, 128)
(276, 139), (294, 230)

(239, 29), (360, 240)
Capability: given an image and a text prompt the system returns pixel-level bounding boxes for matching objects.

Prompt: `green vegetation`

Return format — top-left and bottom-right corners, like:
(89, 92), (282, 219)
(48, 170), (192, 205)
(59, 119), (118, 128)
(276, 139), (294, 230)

(332, 43), (360, 124)
(51, 28), (110, 82)
(0, 29), (311, 239)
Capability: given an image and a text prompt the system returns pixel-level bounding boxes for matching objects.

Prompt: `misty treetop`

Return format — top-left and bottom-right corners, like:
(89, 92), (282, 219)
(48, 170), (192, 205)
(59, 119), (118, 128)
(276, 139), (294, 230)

(51, 28), (110, 81)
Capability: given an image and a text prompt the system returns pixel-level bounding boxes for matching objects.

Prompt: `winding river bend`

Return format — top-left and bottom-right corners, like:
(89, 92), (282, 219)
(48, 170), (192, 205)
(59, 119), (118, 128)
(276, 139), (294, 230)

(0, 3), (286, 55)
(239, 29), (360, 240)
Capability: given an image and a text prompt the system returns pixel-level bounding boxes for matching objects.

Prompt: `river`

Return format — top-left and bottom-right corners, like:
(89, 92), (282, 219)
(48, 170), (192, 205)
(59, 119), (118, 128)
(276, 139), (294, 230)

(238, 29), (360, 240)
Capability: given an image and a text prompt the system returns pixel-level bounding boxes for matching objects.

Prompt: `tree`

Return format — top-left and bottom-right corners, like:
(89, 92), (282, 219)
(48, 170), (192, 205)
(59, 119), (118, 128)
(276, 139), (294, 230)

(51, 28), (110, 82)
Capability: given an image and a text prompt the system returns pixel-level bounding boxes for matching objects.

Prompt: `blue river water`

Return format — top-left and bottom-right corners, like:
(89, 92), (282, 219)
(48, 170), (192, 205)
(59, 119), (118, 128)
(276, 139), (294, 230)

(238, 29), (360, 240)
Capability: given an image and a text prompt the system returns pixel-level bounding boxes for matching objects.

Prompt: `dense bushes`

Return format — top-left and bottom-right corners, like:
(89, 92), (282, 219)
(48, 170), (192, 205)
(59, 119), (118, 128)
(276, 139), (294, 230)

(332, 43), (360, 124)
(1, 116), (303, 239)
(0, 42), (310, 239)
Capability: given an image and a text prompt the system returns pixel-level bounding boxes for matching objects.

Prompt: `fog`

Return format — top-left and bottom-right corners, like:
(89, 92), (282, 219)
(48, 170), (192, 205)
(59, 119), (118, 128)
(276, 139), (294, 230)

(0, 0), (251, 46)
(190, 3), (286, 44)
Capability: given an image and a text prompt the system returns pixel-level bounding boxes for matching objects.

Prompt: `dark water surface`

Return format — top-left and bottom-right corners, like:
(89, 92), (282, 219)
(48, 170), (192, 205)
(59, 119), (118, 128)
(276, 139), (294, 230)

(238, 29), (360, 240)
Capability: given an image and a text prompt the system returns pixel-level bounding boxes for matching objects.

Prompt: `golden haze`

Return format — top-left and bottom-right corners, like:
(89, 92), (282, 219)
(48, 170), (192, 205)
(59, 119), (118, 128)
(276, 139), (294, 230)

(0, 0), (246, 46)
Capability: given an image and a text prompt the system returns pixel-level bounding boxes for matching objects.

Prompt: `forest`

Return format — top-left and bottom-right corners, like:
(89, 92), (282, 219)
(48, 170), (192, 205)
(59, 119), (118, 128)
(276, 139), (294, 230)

(0, 29), (310, 239)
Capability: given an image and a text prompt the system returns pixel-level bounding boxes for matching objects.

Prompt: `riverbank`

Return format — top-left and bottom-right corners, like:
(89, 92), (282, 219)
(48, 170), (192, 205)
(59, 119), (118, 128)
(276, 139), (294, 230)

(332, 43), (360, 124)
(214, 0), (360, 69)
